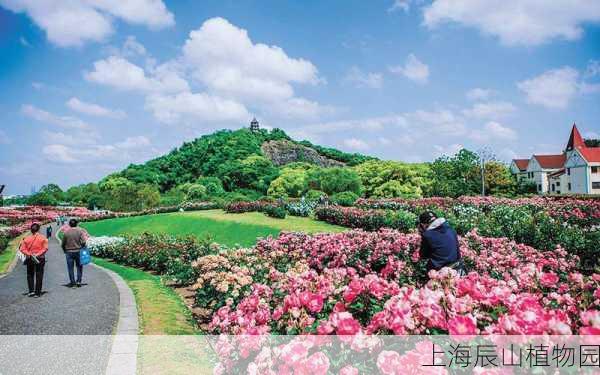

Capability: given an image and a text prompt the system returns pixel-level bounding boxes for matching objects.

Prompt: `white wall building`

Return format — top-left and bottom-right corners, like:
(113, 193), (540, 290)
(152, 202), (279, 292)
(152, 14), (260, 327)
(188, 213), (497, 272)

(512, 124), (600, 195)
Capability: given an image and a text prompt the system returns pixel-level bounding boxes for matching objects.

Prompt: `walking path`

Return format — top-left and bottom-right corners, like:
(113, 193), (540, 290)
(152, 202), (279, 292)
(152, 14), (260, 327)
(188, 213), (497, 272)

(0, 224), (119, 334)
(0, 224), (137, 375)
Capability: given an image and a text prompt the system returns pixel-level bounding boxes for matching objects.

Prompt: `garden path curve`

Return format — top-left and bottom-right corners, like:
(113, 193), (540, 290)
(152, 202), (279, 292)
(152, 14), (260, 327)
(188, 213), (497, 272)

(0, 224), (122, 374)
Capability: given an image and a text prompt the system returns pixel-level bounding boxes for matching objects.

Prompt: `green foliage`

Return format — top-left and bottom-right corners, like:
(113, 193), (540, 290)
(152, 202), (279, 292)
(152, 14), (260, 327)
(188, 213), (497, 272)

(318, 167), (363, 195)
(429, 150), (516, 197)
(354, 160), (432, 198)
(99, 177), (160, 211)
(195, 176), (225, 196)
(263, 205), (287, 219)
(331, 191), (359, 206)
(267, 167), (308, 198)
(430, 149), (481, 197)
(28, 183), (65, 206)
(304, 189), (326, 201)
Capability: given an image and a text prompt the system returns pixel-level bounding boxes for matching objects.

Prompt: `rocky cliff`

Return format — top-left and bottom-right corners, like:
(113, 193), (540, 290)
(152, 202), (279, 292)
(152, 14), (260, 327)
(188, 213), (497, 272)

(261, 140), (345, 168)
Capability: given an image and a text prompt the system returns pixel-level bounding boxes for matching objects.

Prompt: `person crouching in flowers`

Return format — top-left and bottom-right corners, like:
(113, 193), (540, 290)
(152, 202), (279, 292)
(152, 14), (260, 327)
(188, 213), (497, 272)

(19, 223), (48, 298)
(418, 211), (466, 277)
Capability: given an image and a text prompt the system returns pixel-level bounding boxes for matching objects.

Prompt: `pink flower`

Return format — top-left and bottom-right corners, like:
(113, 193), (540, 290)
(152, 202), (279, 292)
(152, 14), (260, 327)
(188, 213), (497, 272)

(301, 352), (330, 375)
(305, 293), (325, 313)
(448, 315), (478, 335)
(539, 272), (559, 288)
(377, 351), (401, 375)
(339, 365), (359, 375)
(335, 314), (361, 335)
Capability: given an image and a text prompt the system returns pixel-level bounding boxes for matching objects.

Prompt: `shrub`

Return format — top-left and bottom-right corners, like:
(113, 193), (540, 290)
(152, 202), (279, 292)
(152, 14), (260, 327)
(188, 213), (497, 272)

(319, 168), (363, 195)
(331, 191), (359, 207)
(285, 198), (317, 217)
(264, 205), (287, 219)
(88, 234), (215, 285)
(303, 189), (326, 202)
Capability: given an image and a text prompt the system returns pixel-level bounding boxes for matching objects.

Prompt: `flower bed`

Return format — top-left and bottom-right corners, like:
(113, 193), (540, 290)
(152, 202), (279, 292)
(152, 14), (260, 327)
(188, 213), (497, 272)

(88, 234), (217, 285)
(224, 200), (276, 214)
(192, 229), (599, 336)
(317, 200), (600, 269)
(314, 206), (416, 232)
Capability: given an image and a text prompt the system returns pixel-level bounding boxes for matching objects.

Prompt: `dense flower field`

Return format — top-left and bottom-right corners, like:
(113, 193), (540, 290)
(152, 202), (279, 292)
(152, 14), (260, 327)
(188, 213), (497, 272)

(89, 234), (215, 285)
(315, 198), (600, 270)
(0, 206), (105, 238)
(194, 229), (599, 336)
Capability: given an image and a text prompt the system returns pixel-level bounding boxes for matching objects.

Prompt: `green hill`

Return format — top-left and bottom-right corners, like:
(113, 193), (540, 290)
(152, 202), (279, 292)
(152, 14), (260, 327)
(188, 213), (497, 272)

(113, 127), (374, 192)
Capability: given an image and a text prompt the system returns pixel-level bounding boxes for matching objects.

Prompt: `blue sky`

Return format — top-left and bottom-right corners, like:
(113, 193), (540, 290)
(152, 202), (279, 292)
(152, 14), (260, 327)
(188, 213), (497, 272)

(1, 0), (599, 195)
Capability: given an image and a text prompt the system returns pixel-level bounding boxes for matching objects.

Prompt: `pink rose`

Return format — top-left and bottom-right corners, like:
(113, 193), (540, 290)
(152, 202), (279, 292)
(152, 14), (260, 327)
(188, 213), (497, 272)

(448, 315), (478, 335)
(336, 315), (361, 335)
(301, 352), (330, 375)
(377, 351), (401, 375)
(539, 272), (559, 288)
(339, 365), (359, 375)
(306, 293), (324, 313)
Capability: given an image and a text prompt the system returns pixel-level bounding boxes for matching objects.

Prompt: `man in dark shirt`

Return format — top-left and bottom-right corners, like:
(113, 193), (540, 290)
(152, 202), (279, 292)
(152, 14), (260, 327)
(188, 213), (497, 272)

(418, 211), (466, 276)
(61, 219), (87, 287)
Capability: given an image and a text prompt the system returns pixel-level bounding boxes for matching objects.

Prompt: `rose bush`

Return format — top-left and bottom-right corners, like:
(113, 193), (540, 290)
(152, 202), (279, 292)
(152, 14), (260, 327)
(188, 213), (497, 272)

(89, 233), (217, 285)
(192, 229), (599, 337)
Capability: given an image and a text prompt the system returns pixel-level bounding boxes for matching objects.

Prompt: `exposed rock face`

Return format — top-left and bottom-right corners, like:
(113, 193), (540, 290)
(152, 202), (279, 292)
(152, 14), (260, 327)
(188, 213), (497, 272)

(261, 140), (345, 168)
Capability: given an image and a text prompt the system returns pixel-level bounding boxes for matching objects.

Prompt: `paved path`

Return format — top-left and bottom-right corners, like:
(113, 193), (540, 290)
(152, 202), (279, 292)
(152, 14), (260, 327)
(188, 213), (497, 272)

(0, 224), (119, 335)
(0, 224), (125, 374)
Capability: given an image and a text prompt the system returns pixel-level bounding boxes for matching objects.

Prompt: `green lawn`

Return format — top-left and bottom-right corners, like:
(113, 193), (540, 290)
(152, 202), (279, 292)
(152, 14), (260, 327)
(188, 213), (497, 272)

(0, 236), (23, 274)
(93, 258), (214, 374)
(82, 209), (345, 247)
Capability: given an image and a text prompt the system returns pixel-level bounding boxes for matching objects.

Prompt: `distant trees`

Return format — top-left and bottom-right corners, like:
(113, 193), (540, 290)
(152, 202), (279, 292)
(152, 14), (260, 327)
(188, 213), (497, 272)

(429, 149), (517, 197)
(354, 160), (432, 198)
(28, 184), (65, 206)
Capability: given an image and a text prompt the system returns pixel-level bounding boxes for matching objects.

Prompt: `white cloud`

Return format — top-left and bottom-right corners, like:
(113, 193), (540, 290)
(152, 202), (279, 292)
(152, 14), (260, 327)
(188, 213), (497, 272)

(388, 0), (411, 13)
(408, 109), (466, 136)
(145, 92), (249, 124)
(0, 0), (174, 47)
(43, 135), (153, 164)
(433, 143), (463, 158)
(344, 66), (383, 89)
(85, 56), (189, 94)
(66, 97), (126, 119)
(267, 97), (335, 121)
(343, 138), (370, 151)
(115, 135), (151, 149)
(31, 82), (44, 90)
(22, 104), (90, 129)
(423, 0), (600, 46)
(584, 59), (600, 78)
(182, 17), (320, 103)
(462, 101), (516, 119)
(122, 35), (146, 57)
(42, 144), (78, 163)
(517, 67), (579, 109)
(19, 36), (30, 46)
(466, 88), (493, 101)
(389, 54), (429, 84)
(469, 121), (517, 143)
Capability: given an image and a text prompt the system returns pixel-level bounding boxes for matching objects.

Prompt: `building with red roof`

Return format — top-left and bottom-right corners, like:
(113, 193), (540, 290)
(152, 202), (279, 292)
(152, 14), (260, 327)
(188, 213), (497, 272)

(511, 124), (600, 195)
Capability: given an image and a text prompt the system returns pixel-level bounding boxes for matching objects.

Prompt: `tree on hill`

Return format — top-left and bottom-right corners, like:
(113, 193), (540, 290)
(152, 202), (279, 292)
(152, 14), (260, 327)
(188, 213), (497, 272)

(354, 160), (432, 198)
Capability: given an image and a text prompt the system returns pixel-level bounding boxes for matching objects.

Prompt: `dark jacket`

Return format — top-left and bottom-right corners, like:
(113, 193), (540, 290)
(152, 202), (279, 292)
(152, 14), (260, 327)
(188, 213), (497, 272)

(419, 219), (461, 271)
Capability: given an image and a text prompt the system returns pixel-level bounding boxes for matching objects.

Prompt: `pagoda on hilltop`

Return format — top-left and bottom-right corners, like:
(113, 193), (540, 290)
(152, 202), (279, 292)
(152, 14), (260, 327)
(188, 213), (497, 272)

(250, 118), (260, 132)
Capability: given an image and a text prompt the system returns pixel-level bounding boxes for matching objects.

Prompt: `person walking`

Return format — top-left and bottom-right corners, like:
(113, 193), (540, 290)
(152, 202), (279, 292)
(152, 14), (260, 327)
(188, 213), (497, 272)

(60, 219), (87, 288)
(19, 223), (48, 298)
(45, 225), (52, 239)
(418, 211), (466, 276)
